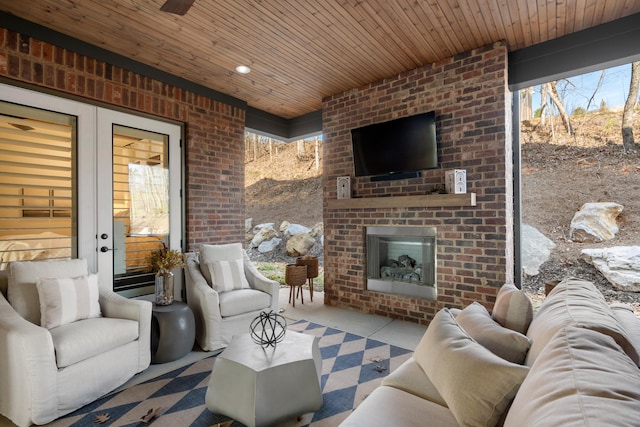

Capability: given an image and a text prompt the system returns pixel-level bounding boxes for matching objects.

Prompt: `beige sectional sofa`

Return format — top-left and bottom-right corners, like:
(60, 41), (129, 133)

(341, 279), (640, 426)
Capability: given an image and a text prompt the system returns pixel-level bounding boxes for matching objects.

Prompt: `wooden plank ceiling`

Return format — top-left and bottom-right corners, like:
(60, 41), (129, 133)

(1, 0), (639, 119)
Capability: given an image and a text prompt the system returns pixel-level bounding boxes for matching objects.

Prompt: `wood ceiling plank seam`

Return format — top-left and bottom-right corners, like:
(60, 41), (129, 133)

(287, 6), (401, 94)
(581, 0), (597, 29)
(493, 0), (520, 49)
(341, 0), (426, 70)
(268, 0), (395, 86)
(544, 0), (557, 41)
(456, 0), (495, 48)
(323, 1), (409, 77)
(435, 0), (481, 52)
(390, 2), (443, 61)
(555, 0), (567, 43)
(505, 0), (527, 49)
(423, 0), (469, 54)
(525, 0), (541, 44)
(519, 0), (535, 46)
(536, 0), (548, 43)
(368, 0), (434, 66)
(400, 1), (456, 60)
(482, 0), (511, 49)
(412, 1), (462, 59)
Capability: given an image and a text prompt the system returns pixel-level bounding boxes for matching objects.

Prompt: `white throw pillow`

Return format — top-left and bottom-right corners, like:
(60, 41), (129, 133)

(36, 273), (101, 329)
(414, 308), (529, 427)
(456, 301), (531, 364)
(206, 259), (250, 293)
(199, 242), (244, 285)
(492, 283), (533, 335)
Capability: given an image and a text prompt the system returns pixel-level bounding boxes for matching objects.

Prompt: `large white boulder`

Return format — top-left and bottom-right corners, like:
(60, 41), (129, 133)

(286, 233), (316, 257)
(250, 225), (278, 248)
(258, 238), (282, 253)
(569, 202), (623, 243)
(521, 224), (556, 276)
(285, 223), (311, 236)
(581, 246), (640, 292)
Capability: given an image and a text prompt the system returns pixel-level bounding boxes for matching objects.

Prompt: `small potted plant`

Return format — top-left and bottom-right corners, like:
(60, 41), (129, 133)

(150, 243), (185, 305)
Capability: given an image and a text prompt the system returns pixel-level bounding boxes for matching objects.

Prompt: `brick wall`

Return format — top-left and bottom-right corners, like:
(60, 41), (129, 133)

(322, 42), (513, 325)
(0, 27), (246, 249)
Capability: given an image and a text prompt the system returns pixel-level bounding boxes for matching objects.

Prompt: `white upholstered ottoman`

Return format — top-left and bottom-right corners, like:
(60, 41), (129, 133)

(205, 332), (323, 427)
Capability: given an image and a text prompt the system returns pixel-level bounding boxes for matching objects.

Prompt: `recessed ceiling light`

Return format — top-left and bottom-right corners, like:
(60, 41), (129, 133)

(235, 65), (251, 74)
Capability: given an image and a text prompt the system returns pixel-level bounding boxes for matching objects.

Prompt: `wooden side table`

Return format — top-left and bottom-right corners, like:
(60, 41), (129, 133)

(151, 301), (195, 364)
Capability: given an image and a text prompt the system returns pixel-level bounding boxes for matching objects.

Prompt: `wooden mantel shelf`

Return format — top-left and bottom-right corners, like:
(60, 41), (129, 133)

(327, 193), (476, 210)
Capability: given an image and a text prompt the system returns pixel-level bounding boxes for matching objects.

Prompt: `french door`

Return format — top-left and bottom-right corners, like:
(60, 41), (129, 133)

(0, 83), (183, 296)
(97, 109), (182, 296)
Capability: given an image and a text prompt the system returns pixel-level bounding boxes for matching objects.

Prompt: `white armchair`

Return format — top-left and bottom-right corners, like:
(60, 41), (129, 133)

(184, 243), (279, 352)
(0, 259), (151, 427)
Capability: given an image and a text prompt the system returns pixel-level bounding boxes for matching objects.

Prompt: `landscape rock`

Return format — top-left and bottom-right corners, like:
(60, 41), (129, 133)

(258, 238), (282, 253)
(250, 226), (278, 248)
(310, 222), (324, 238)
(279, 221), (290, 232)
(285, 223), (311, 236)
(252, 223), (275, 235)
(245, 218), (253, 233)
(569, 202), (623, 242)
(286, 233), (316, 256)
(581, 246), (640, 292)
(521, 224), (556, 276)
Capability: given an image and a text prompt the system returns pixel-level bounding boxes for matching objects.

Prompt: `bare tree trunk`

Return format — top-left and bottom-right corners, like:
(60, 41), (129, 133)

(269, 138), (273, 162)
(252, 133), (258, 162)
(622, 61), (640, 152)
(547, 82), (573, 135)
(314, 137), (320, 171)
(540, 84), (548, 126)
(296, 140), (305, 157)
(586, 70), (606, 112)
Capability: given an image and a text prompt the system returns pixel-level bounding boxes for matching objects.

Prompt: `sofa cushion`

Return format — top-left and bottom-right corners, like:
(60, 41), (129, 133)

(381, 357), (447, 407)
(206, 259), (250, 293)
(525, 278), (639, 367)
(492, 283), (533, 334)
(414, 309), (529, 427)
(36, 273), (101, 329)
(49, 317), (139, 368)
(456, 301), (531, 364)
(219, 289), (271, 317)
(340, 385), (459, 427)
(199, 243), (244, 285)
(504, 326), (640, 427)
(8, 258), (88, 325)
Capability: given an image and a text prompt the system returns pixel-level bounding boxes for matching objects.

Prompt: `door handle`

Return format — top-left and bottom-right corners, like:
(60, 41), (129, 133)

(100, 246), (116, 253)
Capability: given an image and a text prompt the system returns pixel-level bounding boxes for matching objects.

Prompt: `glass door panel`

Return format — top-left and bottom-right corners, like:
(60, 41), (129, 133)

(112, 125), (169, 292)
(97, 109), (182, 297)
(0, 101), (76, 269)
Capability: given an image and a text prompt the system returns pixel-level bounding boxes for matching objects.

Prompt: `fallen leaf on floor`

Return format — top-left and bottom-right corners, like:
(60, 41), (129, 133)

(94, 413), (110, 424)
(373, 365), (387, 373)
(369, 356), (383, 363)
(140, 407), (166, 423)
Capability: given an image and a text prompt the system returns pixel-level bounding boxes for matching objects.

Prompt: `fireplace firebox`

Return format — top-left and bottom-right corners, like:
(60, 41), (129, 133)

(366, 226), (437, 299)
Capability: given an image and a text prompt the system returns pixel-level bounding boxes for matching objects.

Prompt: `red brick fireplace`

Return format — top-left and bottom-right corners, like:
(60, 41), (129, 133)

(322, 42), (514, 326)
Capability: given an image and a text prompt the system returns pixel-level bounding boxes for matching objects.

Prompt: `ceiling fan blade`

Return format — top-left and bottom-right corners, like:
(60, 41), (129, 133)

(159, 0), (195, 15)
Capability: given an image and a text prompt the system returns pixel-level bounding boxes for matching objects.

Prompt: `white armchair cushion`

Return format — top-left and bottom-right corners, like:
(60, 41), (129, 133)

(207, 259), (250, 292)
(8, 259), (88, 325)
(199, 243), (244, 285)
(219, 289), (272, 317)
(49, 317), (139, 368)
(36, 274), (101, 329)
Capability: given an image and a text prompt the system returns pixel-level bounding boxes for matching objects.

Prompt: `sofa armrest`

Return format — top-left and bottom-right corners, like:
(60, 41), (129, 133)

(99, 290), (152, 372)
(185, 253), (223, 351)
(0, 293), (58, 427)
(243, 252), (279, 313)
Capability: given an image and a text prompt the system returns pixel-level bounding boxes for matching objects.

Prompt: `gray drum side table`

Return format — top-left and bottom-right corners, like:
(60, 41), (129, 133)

(151, 301), (195, 364)
(206, 332), (323, 427)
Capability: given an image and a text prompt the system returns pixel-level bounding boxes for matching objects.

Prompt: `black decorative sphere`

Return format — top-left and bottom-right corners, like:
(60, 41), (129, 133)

(250, 311), (287, 348)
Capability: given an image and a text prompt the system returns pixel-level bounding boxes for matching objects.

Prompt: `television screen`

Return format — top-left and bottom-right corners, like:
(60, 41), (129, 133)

(351, 111), (437, 177)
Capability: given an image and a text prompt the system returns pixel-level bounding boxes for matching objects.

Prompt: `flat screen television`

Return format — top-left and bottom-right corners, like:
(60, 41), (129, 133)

(351, 111), (437, 178)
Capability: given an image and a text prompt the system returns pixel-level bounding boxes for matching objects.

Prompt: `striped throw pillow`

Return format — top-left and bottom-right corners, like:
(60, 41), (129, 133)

(36, 273), (102, 329)
(491, 283), (533, 335)
(206, 259), (250, 293)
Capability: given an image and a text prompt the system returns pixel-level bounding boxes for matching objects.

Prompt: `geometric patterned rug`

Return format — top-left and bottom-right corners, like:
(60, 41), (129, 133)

(45, 320), (413, 426)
